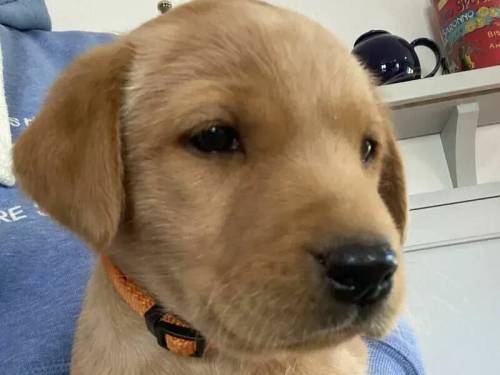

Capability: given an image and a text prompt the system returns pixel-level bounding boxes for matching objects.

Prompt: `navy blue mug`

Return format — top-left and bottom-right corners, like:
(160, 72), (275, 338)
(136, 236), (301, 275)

(352, 30), (442, 85)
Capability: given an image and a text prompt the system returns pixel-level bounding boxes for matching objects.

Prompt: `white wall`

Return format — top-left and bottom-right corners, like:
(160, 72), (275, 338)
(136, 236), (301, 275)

(477, 124), (500, 184)
(45, 0), (500, 195)
(46, 0), (158, 34)
(47, 0), (439, 40)
(400, 135), (453, 194)
(399, 124), (500, 195)
(47, 0), (442, 73)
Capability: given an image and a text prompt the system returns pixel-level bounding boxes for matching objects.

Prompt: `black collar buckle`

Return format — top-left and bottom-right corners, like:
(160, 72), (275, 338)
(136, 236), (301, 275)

(144, 304), (206, 358)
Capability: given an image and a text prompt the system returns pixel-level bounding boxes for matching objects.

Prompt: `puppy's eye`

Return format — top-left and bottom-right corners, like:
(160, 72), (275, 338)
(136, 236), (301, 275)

(190, 125), (242, 154)
(361, 138), (377, 163)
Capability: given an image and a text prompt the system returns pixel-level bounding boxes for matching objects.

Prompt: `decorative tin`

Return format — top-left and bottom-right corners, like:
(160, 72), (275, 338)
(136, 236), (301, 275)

(433, 0), (500, 72)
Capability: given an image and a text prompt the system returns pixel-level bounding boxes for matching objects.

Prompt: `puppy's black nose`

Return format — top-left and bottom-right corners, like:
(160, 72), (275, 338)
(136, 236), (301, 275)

(316, 242), (398, 306)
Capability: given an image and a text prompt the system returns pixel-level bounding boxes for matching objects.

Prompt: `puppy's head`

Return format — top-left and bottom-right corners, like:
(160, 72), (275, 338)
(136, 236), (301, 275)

(14, 0), (407, 357)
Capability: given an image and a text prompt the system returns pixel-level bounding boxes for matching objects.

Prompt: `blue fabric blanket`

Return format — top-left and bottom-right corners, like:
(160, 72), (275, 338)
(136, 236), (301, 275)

(0, 0), (50, 30)
(0, 1), (425, 374)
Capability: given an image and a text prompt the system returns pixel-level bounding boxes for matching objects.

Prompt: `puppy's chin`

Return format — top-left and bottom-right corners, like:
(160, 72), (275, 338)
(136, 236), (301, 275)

(207, 302), (400, 360)
(356, 303), (400, 339)
(210, 329), (355, 360)
(201, 314), (352, 359)
(202, 311), (381, 360)
(357, 281), (405, 339)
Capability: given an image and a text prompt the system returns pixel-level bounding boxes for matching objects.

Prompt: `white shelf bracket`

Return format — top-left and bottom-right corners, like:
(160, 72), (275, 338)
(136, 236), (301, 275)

(440, 102), (480, 188)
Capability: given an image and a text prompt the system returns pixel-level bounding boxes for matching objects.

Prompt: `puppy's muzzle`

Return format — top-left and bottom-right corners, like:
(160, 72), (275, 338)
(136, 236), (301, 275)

(314, 242), (398, 306)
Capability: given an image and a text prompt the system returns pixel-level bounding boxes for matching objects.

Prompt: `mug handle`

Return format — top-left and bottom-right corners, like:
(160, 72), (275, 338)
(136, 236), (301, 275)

(410, 38), (442, 78)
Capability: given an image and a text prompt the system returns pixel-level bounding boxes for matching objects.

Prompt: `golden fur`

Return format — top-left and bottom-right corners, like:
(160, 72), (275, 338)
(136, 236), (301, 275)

(13, 1), (407, 374)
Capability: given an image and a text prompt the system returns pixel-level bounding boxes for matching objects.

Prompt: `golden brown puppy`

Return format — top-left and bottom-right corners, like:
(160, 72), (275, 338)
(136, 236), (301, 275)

(14, 1), (407, 374)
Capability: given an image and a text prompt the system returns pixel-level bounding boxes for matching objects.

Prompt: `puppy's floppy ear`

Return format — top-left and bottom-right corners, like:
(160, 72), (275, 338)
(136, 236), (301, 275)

(14, 42), (132, 251)
(379, 134), (408, 244)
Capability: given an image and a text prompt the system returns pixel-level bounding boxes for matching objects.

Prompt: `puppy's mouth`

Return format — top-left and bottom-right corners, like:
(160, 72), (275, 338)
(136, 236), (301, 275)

(291, 301), (393, 348)
(205, 299), (391, 355)
(199, 251), (400, 355)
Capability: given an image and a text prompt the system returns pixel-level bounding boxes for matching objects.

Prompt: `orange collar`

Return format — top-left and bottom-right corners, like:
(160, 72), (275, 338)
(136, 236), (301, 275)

(101, 256), (207, 358)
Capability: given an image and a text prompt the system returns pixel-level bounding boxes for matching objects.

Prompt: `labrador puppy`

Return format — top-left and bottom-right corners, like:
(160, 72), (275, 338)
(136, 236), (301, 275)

(14, 1), (407, 374)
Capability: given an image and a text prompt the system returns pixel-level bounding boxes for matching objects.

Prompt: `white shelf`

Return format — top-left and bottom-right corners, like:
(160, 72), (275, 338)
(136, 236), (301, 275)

(378, 66), (500, 140)
(378, 66), (500, 190)
(409, 181), (500, 210)
(380, 66), (500, 108)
